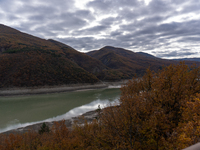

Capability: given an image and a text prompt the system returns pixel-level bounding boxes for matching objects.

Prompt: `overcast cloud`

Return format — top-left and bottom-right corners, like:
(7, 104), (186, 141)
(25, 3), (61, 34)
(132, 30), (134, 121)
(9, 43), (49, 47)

(0, 0), (200, 59)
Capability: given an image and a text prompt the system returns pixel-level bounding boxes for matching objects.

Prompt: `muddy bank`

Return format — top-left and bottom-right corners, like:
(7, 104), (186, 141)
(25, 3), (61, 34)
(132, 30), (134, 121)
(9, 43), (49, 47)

(0, 80), (128, 96)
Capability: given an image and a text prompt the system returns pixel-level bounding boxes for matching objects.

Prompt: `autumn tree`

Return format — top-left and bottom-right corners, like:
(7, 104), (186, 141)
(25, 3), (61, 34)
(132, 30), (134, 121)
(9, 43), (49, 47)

(38, 123), (50, 134)
(98, 62), (200, 149)
(1, 62), (200, 150)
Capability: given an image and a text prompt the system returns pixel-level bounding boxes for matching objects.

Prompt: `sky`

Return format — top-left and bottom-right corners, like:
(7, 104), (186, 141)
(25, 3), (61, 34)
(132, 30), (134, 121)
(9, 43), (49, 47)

(0, 0), (200, 59)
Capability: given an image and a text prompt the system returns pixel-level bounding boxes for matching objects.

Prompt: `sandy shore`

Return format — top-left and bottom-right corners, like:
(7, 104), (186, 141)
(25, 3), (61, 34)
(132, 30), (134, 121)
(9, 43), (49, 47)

(0, 80), (128, 96)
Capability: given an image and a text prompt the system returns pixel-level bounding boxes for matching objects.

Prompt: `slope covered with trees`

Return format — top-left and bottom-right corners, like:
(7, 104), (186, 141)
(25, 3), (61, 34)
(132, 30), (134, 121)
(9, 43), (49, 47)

(1, 63), (200, 149)
(0, 24), (102, 88)
(87, 46), (200, 80)
(0, 51), (98, 88)
(1, 24), (200, 88)
(87, 46), (174, 78)
(47, 40), (119, 81)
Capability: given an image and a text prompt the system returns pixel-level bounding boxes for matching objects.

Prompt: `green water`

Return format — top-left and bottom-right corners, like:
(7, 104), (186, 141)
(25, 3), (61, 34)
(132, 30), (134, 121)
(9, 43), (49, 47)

(0, 88), (121, 132)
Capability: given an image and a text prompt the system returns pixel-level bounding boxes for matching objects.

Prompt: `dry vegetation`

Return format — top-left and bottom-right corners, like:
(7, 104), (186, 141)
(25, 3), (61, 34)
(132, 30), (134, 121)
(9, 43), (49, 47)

(1, 63), (200, 149)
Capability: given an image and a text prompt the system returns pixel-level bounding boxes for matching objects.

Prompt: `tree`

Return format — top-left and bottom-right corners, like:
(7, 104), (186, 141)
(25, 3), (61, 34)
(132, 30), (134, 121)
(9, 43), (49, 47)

(1, 62), (200, 150)
(98, 62), (200, 149)
(38, 123), (50, 135)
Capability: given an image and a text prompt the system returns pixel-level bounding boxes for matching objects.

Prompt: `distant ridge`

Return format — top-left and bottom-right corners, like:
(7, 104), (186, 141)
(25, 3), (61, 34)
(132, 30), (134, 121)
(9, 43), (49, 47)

(87, 46), (173, 77)
(0, 24), (100, 88)
(137, 52), (156, 58)
(0, 24), (200, 88)
(173, 58), (200, 62)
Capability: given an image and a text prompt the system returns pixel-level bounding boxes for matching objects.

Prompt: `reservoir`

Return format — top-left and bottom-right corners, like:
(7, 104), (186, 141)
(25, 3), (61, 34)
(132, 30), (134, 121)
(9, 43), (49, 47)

(0, 87), (121, 133)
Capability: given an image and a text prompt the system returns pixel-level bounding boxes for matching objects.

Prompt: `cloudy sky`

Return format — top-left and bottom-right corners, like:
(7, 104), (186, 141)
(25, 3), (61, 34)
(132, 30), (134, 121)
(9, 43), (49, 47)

(0, 0), (200, 59)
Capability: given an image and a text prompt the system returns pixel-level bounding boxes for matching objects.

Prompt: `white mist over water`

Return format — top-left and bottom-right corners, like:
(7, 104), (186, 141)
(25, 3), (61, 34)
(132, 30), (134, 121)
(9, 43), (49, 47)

(0, 97), (120, 133)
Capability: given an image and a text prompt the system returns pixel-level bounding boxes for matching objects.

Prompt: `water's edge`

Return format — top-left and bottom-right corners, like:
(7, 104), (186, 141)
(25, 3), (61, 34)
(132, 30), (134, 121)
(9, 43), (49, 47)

(0, 80), (128, 96)
(1, 109), (100, 135)
(0, 81), (126, 135)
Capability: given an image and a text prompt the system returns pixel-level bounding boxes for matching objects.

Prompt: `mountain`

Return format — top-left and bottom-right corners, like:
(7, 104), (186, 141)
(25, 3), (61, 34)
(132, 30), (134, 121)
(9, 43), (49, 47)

(0, 24), (102, 88)
(87, 46), (200, 79)
(136, 52), (156, 58)
(47, 39), (111, 79)
(173, 58), (200, 62)
(86, 46), (175, 78)
(1, 24), (200, 88)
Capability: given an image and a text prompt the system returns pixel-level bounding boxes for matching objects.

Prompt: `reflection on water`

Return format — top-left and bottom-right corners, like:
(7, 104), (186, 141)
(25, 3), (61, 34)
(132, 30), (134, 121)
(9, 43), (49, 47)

(0, 87), (121, 133)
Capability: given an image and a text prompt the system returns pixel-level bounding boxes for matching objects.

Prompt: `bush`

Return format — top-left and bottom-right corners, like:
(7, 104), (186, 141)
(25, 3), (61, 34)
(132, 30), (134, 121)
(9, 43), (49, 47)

(38, 123), (50, 134)
(1, 63), (200, 150)
(99, 62), (200, 149)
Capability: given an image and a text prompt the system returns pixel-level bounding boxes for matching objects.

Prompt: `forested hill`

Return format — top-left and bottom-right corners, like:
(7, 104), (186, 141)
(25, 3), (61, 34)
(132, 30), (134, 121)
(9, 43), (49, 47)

(0, 24), (200, 88)
(0, 24), (101, 88)
(173, 58), (200, 62)
(86, 46), (200, 78)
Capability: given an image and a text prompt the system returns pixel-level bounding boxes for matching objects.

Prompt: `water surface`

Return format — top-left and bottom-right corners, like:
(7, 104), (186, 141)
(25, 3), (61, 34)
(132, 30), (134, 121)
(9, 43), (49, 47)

(0, 87), (121, 133)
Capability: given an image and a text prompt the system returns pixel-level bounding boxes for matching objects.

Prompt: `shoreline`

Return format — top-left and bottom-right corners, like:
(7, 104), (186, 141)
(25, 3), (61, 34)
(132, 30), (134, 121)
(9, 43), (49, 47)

(0, 80), (128, 96)
(1, 109), (100, 135)
(0, 81), (127, 134)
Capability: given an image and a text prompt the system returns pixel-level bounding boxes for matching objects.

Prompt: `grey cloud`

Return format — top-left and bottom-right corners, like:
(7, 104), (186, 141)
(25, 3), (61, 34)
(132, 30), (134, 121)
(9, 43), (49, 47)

(156, 20), (200, 38)
(172, 0), (188, 5)
(46, 24), (65, 32)
(154, 50), (197, 58)
(87, 0), (140, 14)
(143, 16), (165, 24)
(117, 19), (200, 50)
(85, 25), (108, 32)
(179, 37), (200, 42)
(58, 13), (88, 28)
(28, 15), (47, 22)
(41, 0), (200, 58)
(181, 49), (192, 52)
(147, 0), (173, 14)
(21, 11), (89, 37)
(118, 9), (141, 21)
(110, 31), (123, 37)
(16, 5), (56, 15)
(100, 17), (118, 26)
(15, 23), (58, 38)
(72, 25), (109, 36)
(57, 36), (133, 52)
(34, 27), (58, 37)
(179, 1), (200, 13)
(87, 0), (111, 12)
(1, 0), (200, 59)
(57, 37), (99, 51)
(74, 10), (95, 21)
(154, 23), (179, 33)
(118, 16), (170, 34)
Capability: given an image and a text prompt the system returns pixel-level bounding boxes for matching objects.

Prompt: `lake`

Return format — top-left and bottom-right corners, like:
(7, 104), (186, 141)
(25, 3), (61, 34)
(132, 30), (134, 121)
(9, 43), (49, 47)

(0, 87), (121, 133)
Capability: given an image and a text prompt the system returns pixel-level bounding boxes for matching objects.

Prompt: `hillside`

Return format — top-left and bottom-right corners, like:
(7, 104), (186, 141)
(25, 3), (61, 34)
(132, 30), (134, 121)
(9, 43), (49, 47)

(87, 46), (174, 78)
(0, 24), (100, 88)
(87, 46), (200, 79)
(173, 57), (200, 62)
(47, 40), (115, 80)
(1, 24), (200, 88)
